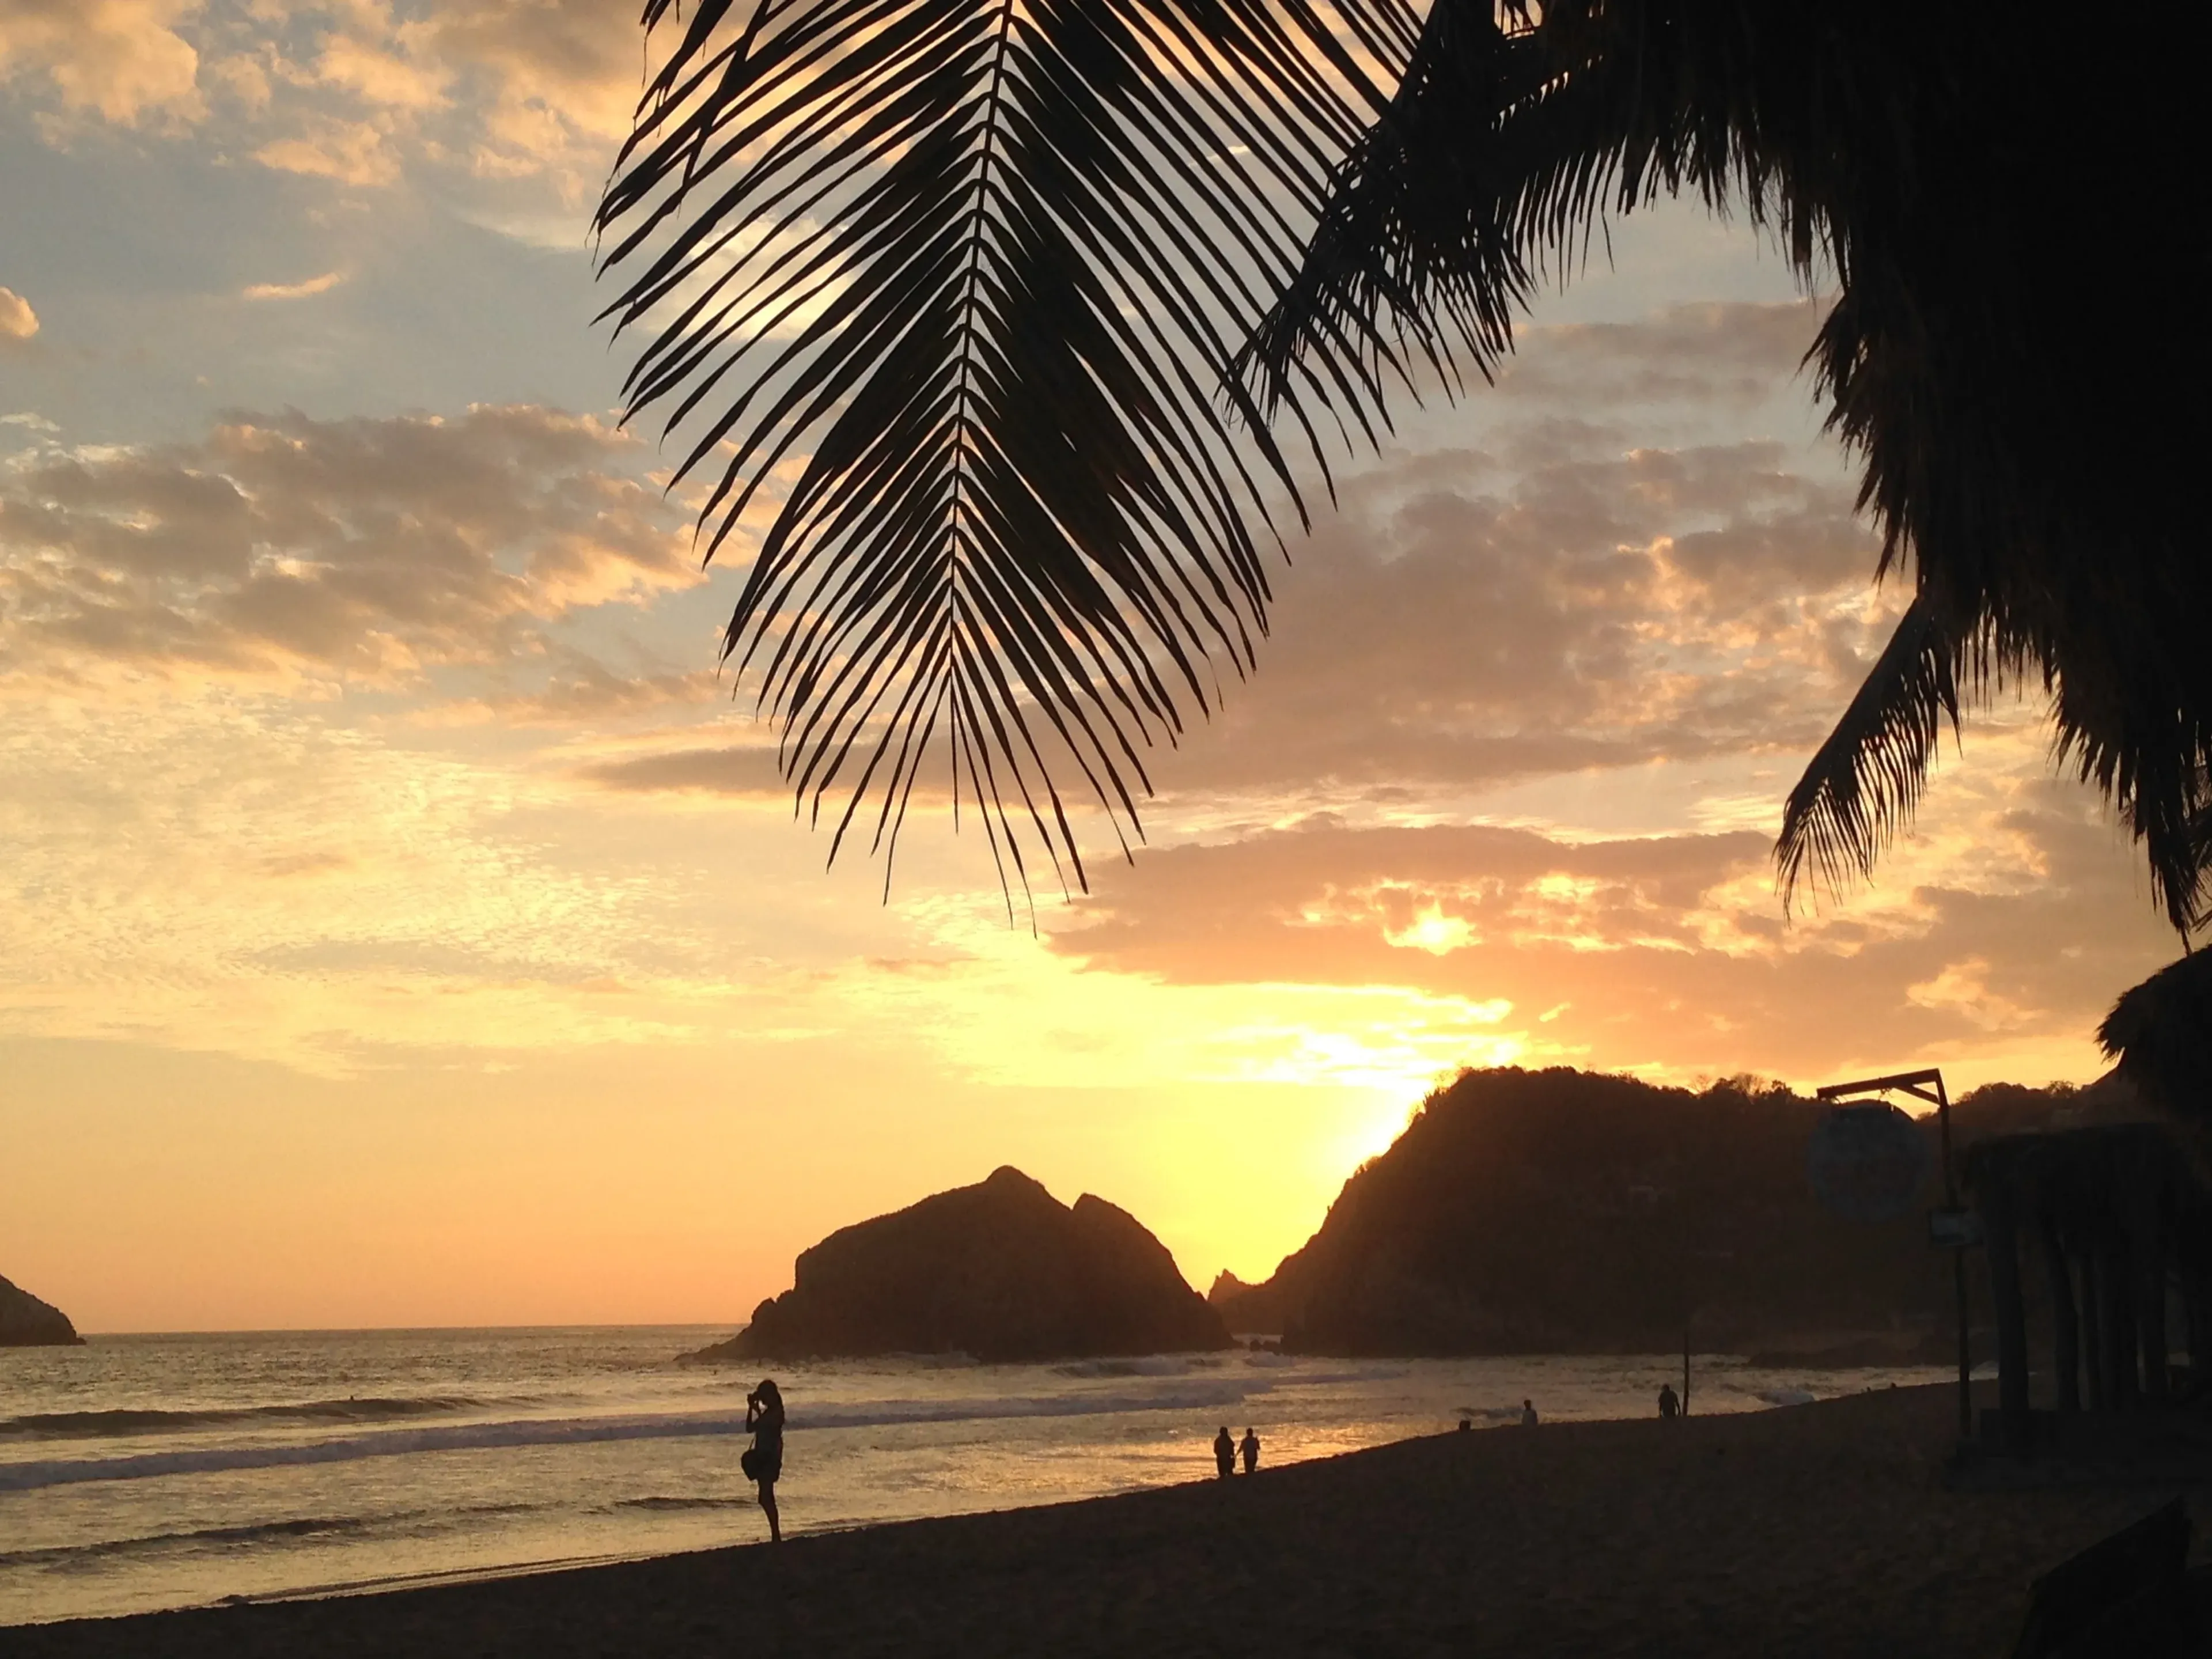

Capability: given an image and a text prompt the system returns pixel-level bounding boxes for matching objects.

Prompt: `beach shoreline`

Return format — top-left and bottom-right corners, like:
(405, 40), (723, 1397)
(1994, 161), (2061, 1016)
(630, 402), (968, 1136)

(10, 1381), (2203, 1658)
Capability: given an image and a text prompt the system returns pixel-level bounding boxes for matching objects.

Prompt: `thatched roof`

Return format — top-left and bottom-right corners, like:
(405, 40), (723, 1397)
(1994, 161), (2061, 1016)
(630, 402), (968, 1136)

(2099, 952), (2212, 1119)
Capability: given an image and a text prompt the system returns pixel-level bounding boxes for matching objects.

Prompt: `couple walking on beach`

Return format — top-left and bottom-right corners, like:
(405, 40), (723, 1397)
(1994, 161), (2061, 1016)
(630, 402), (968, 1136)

(1213, 1426), (1260, 1478)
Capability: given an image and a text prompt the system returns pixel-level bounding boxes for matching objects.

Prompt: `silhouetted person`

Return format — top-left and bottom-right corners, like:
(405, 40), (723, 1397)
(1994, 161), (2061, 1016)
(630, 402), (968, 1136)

(1521, 1398), (1538, 1427)
(1457, 1416), (1472, 1432)
(1658, 1382), (1680, 1419)
(1239, 1427), (1259, 1474)
(744, 1378), (785, 1542)
(1213, 1426), (1235, 1479)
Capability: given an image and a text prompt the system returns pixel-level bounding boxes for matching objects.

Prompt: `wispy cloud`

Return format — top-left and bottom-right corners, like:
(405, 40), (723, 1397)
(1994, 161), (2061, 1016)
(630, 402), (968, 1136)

(241, 270), (347, 301)
(0, 403), (698, 690)
(0, 285), (37, 342)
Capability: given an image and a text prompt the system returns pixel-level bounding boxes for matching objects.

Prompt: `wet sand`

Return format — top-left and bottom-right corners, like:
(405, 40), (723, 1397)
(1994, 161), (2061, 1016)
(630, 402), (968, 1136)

(11, 1384), (2199, 1658)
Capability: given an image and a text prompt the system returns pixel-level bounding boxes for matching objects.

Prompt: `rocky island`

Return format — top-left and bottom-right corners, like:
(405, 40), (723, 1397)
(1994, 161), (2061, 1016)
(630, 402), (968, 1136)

(692, 1166), (1229, 1363)
(1, 1274), (84, 1346)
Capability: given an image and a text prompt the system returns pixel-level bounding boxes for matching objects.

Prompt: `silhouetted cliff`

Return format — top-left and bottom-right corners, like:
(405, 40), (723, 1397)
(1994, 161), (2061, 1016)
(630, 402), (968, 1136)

(0, 1275), (83, 1346)
(693, 1167), (1230, 1363)
(1212, 1066), (2145, 1357)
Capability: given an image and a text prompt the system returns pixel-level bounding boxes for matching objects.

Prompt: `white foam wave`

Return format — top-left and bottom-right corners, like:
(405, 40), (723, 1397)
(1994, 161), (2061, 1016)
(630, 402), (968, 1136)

(0, 1381), (1266, 1493)
(1050, 1357), (1198, 1379)
(795, 1380), (1255, 1431)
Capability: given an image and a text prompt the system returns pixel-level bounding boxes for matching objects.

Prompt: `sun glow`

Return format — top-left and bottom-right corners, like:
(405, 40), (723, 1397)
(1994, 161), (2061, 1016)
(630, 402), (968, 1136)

(1385, 903), (1476, 955)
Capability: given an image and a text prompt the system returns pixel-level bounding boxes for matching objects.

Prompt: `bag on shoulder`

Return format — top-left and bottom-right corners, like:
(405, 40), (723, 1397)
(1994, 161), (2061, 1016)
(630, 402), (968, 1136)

(741, 1445), (760, 1480)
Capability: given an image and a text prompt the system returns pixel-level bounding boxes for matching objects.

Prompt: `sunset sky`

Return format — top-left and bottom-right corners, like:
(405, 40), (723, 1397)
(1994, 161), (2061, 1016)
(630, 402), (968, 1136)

(0, 0), (2182, 1334)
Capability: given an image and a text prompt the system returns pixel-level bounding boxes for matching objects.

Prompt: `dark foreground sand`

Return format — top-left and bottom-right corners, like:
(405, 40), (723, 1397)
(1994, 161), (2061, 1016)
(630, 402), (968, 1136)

(13, 1384), (2203, 1659)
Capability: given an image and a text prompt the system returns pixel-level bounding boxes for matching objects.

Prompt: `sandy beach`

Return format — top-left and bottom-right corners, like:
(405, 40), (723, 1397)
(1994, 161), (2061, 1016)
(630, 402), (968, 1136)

(10, 1383), (2199, 1658)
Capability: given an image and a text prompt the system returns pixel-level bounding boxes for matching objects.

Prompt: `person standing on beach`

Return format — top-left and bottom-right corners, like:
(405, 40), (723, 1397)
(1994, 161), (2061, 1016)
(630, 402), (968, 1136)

(1239, 1427), (1260, 1474)
(1658, 1382), (1680, 1419)
(744, 1378), (785, 1542)
(1213, 1426), (1236, 1479)
(1520, 1399), (1538, 1427)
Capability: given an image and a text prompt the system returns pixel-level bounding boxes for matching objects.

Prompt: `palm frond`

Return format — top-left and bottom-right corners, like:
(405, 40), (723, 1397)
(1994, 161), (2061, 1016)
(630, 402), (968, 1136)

(595, 0), (1408, 903)
(1243, 0), (1841, 419)
(1238, 0), (1539, 413)
(2100, 950), (2212, 1120)
(1774, 593), (1963, 910)
(1257, 0), (2212, 938)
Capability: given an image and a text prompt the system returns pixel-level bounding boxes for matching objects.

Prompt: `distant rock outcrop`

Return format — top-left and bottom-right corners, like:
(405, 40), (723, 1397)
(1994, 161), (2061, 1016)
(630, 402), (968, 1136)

(1207, 1270), (1283, 1335)
(0, 1275), (83, 1346)
(692, 1167), (1230, 1363)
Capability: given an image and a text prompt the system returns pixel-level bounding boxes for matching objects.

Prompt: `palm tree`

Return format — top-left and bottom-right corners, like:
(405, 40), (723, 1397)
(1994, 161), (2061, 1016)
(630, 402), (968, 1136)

(595, 0), (2210, 927)
(2101, 952), (2212, 1127)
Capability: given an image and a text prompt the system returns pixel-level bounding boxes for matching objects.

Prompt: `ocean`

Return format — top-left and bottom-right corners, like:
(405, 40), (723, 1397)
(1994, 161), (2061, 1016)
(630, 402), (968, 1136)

(0, 1327), (1957, 1626)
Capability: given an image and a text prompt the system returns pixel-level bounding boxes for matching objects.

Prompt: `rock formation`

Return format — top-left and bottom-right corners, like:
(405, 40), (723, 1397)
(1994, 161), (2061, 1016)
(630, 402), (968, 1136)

(0, 1275), (84, 1346)
(1207, 1270), (1283, 1335)
(1217, 1066), (2152, 1357)
(693, 1166), (1230, 1363)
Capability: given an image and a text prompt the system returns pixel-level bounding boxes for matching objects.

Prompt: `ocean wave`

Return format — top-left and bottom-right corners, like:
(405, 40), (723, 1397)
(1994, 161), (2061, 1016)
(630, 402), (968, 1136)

(0, 1515), (374, 1570)
(795, 1380), (1256, 1431)
(1050, 1357), (1198, 1379)
(0, 1396), (493, 1442)
(0, 1501), (546, 1572)
(0, 1381), (1266, 1493)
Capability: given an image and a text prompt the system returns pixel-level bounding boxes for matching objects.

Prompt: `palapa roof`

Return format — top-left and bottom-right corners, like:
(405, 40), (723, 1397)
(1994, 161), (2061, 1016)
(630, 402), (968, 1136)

(2099, 951), (2212, 1120)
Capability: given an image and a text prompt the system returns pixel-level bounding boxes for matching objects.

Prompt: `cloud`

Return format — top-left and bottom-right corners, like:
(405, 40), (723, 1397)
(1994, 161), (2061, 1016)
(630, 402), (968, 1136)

(241, 270), (346, 301)
(1491, 300), (1826, 410)
(4, 0), (649, 208)
(0, 285), (36, 342)
(0, 692), (730, 1072)
(0, 0), (203, 126)
(425, 662), (723, 728)
(1109, 303), (1883, 807)
(1140, 429), (1884, 809)
(253, 113), (400, 186)
(256, 0), (647, 195)
(580, 741), (793, 800)
(1047, 775), (2180, 1086)
(0, 403), (698, 689)
(309, 27), (449, 113)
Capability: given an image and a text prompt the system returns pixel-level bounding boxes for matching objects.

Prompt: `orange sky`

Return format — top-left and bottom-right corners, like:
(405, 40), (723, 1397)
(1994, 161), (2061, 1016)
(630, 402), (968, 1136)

(0, 2), (2181, 1333)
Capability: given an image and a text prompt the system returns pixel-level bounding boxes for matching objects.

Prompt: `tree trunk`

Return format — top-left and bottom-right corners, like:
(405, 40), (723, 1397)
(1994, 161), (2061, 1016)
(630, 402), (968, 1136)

(2103, 1236), (2141, 1408)
(2081, 1249), (2109, 1411)
(2124, 1161), (2170, 1403)
(2138, 1258), (2171, 1404)
(2040, 1215), (2081, 1412)
(1978, 1164), (2032, 1444)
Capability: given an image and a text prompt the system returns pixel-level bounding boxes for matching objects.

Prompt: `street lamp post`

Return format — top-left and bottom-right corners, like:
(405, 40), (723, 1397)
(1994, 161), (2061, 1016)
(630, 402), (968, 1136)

(1816, 1068), (1970, 1442)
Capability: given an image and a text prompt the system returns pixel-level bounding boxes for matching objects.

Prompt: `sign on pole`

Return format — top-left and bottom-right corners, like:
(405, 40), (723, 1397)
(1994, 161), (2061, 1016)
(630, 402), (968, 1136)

(1806, 1103), (1931, 1223)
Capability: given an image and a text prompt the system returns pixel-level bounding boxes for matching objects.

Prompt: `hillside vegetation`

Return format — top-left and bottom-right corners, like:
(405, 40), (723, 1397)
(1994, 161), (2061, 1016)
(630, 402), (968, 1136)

(1214, 1067), (2141, 1358)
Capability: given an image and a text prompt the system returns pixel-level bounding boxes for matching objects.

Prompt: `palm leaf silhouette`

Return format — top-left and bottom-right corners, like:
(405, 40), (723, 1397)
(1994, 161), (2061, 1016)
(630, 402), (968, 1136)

(1770, 594), (1964, 904)
(594, 0), (1412, 904)
(602, 0), (2210, 935)
(1249, 0), (2211, 934)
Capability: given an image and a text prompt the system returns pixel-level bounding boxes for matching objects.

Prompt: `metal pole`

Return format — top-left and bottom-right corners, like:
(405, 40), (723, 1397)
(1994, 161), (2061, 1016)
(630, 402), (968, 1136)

(1938, 1074), (1969, 1442)
(1683, 1328), (1691, 1417)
